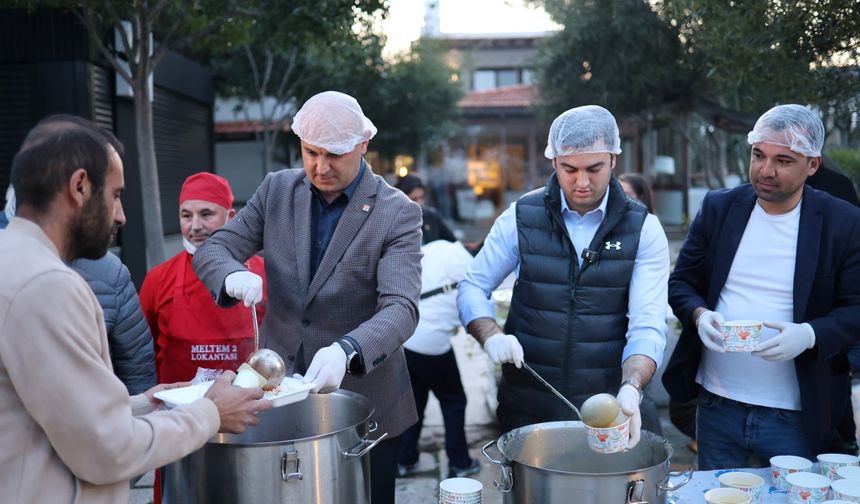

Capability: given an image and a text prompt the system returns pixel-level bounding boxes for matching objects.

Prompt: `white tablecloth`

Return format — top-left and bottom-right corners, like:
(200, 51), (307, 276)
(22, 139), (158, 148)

(667, 465), (820, 503)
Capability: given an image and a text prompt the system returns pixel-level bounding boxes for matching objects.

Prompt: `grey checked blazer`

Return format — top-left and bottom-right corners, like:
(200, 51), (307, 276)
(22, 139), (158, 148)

(193, 166), (421, 437)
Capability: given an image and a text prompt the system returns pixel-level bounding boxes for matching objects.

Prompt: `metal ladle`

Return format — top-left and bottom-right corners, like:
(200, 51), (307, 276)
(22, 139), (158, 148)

(245, 303), (286, 390)
(521, 362), (582, 421)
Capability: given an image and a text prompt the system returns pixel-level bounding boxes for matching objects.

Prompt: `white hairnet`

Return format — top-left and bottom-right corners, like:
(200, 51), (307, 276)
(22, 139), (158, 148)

(746, 104), (824, 157)
(291, 91), (377, 155)
(545, 105), (622, 159)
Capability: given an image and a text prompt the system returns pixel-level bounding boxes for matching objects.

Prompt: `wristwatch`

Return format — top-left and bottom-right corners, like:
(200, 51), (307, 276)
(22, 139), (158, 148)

(335, 339), (360, 375)
(620, 378), (644, 404)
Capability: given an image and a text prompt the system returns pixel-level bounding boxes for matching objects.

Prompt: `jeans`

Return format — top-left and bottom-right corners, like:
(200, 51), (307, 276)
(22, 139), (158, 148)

(697, 387), (812, 470)
(398, 348), (471, 469)
(669, 399), (698, 439)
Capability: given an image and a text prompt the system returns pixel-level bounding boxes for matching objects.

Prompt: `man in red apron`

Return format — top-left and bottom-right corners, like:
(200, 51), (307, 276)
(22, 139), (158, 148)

(141, 172), (267, 504)
(140, 172), (267, 383)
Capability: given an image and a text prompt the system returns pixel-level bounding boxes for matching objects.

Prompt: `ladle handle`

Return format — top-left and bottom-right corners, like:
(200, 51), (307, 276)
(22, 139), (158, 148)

(251, 303), (260, 352)
(521, 362), (582, 420)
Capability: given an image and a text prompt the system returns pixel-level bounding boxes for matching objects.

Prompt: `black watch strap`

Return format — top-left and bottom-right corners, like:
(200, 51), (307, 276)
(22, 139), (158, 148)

(335, 339), (360, 374)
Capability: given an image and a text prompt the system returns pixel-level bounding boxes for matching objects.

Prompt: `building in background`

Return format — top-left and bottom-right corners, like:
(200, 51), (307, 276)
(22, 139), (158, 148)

(213, 97), (293, 206)
(424, 32), (551, 225)
(430, 29), (689, 238)
(0, 7), (216, 286)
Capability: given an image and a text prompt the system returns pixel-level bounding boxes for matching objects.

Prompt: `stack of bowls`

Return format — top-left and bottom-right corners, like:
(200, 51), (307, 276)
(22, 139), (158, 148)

(830, 478), (860, 501)
(770, 455), (814, 490)
(837, 466), (860, 481)
(439, 478), (482, 504)
(818, 453), (860, 481)
(785, 471), (831, 502)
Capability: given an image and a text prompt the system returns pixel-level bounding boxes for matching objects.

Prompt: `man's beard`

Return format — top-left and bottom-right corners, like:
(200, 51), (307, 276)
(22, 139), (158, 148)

(69, 194), (116, 260)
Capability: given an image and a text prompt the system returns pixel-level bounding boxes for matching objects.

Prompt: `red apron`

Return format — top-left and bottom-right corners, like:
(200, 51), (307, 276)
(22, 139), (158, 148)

(154, 254), (262, 504)
(157, 254), (260, 383)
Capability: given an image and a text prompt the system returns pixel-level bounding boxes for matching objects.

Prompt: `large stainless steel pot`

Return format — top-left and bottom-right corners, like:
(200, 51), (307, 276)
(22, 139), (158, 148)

(163, 389), (386, 504)
(482, 421), (691, 504)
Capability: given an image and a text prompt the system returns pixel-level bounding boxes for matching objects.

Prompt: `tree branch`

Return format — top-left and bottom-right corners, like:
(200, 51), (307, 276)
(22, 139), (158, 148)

(260, 49), (274, 100)
(147, 0), (170, 27)
(154, 20), (226, 66)
(103, 0), (136, 68)
(71, 6), (133, 84)
(150, 14), (183, 68)
(239, 100), (264, 145)
(133, 8), (148, 78)
(244, 45), (263, 97)
(150, 18), (182, 67)
(273, 49), (298, 101)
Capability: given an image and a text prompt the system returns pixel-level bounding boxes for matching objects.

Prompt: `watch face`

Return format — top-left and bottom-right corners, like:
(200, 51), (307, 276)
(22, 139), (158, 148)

(347, 353), (360, 375)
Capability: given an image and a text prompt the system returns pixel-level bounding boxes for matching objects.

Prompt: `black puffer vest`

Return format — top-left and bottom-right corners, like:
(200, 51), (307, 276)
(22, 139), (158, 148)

(498, 174), (648, 422)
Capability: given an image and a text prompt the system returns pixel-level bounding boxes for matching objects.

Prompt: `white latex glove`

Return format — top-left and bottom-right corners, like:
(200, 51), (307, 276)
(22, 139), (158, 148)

(696, 310), (725, 353)
(483, 333), (524, 368)
(224, 271), (263, 307)
(302, 343), (347, 394)
(617, 384), (642, 449)
(752, 321), (815, 361)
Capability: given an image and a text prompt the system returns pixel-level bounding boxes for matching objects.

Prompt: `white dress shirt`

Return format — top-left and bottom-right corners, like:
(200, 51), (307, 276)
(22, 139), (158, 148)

(457, 185), (670, 367)
(698, 201), (802, 410)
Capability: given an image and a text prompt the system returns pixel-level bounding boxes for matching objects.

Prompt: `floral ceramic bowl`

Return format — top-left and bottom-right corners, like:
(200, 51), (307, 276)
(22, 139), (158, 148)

(585, 415), (629, 454)
(720, 320), (763, 352)
(786, 471), (831, 503)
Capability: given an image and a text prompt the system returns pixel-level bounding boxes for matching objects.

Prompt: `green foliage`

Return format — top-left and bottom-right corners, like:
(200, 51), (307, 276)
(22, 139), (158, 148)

(660, 0), (860, 113)
(829, 148), (860, 189)
(202, 1), (462, 164)
(204, 0), (385, 101)
(337, 38), (463, 160)
(536, 0), (697, 117)
(534, 0), (860, 120)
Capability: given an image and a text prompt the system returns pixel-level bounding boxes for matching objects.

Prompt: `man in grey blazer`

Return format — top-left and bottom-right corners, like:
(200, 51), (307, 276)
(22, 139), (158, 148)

(193, 91), (422, 504)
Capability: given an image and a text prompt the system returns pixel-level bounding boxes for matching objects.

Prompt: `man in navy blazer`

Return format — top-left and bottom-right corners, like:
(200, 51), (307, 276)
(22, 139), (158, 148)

(663, 104), (860, 469)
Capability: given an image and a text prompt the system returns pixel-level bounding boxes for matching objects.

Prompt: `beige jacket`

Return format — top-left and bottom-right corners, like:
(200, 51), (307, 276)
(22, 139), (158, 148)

(0, 218), (219, 503)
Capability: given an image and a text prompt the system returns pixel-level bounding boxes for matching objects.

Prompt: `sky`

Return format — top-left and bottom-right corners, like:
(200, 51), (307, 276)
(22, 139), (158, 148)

(380, 0), (560, 56)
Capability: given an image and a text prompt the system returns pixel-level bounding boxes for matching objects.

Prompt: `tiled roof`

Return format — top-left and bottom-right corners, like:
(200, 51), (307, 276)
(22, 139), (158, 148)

(214, 120), (290, 135)
(458, 84), (536, 109)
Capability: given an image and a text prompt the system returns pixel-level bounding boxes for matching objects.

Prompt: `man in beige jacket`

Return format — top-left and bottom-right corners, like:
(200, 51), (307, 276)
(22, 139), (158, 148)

(0, 115), (271, 503)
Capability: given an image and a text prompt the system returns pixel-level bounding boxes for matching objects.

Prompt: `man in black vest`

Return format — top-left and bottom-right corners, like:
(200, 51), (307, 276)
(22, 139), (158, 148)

(457, 106), (670, 448)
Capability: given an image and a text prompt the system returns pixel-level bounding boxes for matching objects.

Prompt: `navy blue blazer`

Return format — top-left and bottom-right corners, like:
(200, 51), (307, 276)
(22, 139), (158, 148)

(663, 183), (860, 454)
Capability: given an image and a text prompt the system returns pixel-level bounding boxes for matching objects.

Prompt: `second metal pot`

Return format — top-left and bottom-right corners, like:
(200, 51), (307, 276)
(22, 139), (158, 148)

(483, 421), (691, 504)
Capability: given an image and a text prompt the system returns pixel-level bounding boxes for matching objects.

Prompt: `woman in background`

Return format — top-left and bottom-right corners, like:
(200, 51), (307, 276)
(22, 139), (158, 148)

(619, 173), (655, 213)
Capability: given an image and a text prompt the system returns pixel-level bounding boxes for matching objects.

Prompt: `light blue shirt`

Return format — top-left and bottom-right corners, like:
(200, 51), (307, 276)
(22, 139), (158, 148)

(457, 186), (670, 367)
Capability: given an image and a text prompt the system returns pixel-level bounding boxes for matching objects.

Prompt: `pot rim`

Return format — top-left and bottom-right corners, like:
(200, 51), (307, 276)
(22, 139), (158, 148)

(496, 421), (674, 476)
(207, 389), (376, 447)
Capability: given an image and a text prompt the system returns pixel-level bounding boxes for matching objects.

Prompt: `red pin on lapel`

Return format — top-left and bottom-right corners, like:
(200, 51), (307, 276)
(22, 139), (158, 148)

(362, 204), (371, 212)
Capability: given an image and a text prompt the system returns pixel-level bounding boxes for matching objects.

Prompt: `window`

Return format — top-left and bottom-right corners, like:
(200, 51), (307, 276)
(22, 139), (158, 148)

(497, 69), (518, 87)
(472, 68), (534, 91)
(473, 70), (496, 91)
